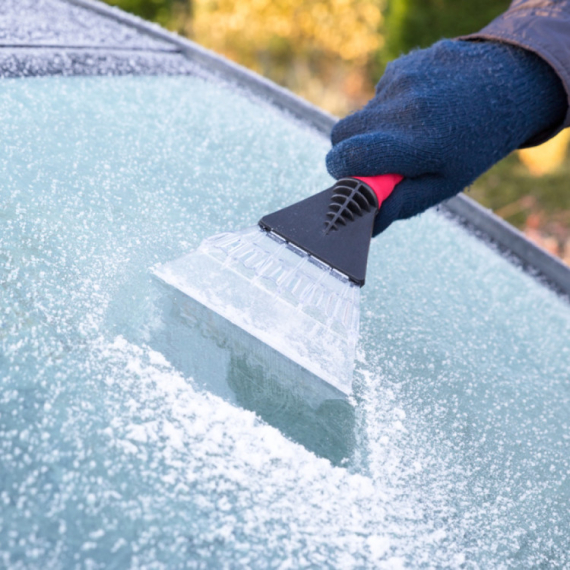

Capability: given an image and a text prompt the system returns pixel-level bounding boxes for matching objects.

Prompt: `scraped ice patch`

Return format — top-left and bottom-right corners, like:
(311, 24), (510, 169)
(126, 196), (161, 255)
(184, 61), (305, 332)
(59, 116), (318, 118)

(78, 336), (466, 568)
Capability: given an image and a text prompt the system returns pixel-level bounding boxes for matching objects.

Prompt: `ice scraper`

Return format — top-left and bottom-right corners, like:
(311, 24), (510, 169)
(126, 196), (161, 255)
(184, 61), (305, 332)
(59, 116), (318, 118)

(153, 174), (402, 396)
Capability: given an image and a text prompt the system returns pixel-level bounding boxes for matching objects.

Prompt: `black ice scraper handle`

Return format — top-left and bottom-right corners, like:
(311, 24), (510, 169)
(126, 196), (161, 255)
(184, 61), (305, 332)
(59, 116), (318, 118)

(259, 174), (403, 286)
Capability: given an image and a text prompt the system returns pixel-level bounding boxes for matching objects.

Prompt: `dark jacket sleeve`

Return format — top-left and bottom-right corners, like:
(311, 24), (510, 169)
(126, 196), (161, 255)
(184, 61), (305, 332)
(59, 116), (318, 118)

(461, 0), (570, 145)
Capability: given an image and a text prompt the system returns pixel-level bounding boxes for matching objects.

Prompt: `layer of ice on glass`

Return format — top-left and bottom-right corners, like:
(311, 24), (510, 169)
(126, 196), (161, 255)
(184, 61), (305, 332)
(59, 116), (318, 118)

(0, 75), (569, 569)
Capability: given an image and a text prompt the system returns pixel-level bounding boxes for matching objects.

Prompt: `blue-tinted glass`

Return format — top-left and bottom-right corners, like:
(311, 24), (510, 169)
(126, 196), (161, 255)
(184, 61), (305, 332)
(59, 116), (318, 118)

(1, 75), (569, 568)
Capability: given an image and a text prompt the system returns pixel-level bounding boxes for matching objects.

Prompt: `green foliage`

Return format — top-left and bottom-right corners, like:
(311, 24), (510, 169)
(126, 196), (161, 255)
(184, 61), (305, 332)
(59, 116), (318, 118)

(470, 155), (570, 229)
(384, 0), (510, 60)
(104, 0), (187, 28)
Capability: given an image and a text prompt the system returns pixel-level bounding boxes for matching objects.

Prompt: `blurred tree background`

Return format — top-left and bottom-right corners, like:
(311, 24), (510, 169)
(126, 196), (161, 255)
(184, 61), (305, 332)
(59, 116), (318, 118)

(105, 0), (570, 264)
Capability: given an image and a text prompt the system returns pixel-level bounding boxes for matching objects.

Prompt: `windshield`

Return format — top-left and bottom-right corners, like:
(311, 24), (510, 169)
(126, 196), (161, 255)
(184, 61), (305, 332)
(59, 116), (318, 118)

(1, 75), (569, 568)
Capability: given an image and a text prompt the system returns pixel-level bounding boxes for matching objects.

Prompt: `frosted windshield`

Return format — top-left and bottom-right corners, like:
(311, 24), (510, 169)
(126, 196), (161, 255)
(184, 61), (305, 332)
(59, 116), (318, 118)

(1, 75), (569, 568)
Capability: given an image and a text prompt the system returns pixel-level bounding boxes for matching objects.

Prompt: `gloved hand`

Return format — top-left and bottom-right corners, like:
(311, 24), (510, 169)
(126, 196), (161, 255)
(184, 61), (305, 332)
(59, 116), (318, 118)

(326, 39), (568, 235)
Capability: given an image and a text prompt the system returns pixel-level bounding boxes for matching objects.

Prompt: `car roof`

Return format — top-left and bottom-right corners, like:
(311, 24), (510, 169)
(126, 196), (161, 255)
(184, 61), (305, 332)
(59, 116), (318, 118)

(2, 0), (569, 299)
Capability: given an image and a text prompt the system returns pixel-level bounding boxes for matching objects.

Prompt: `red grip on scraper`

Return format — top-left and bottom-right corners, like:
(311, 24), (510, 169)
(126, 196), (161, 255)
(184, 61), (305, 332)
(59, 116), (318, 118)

(353, 174), (403, 210)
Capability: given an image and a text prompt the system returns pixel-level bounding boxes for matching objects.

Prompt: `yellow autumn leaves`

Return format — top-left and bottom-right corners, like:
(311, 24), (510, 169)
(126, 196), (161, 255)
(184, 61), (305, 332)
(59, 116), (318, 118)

(192, 0), (383, 66)
(183, 0), (385, 115)
(518, 129), (570, 176)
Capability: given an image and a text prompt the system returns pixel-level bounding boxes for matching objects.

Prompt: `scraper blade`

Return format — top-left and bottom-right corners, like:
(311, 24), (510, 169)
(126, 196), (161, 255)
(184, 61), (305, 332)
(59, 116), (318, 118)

(153, 226), (361, 395)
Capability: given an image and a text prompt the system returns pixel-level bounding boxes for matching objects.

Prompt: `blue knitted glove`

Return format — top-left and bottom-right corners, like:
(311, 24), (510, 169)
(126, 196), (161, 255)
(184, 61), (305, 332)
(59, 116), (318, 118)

(326, 39), (568, 235)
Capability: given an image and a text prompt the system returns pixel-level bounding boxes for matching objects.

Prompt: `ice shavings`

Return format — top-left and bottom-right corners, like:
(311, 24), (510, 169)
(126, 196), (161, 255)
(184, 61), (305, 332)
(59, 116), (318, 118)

(3, 331), (467, 567)
(82, 335), (465, 568)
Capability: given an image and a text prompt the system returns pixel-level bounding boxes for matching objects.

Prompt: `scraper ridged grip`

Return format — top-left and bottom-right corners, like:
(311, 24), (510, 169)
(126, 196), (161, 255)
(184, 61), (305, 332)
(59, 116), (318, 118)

(324, 179), (377, 233)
